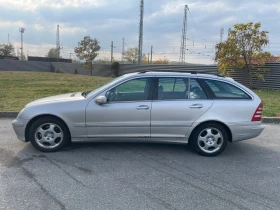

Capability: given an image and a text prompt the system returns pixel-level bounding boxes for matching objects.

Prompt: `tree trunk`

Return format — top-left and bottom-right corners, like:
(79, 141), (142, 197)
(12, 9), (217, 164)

(90, 61), (93, 76)
(248, 64), (253, 89)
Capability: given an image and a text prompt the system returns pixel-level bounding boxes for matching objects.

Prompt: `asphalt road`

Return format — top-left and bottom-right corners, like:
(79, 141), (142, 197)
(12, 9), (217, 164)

(0, 119), (280, 210)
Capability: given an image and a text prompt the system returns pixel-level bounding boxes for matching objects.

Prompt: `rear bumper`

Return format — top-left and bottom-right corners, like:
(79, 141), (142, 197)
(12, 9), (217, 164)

(12, 118), (28, 142)
(229, 122), (265, 142)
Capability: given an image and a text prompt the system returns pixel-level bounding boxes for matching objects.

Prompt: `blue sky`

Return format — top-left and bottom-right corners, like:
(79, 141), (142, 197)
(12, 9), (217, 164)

(0, 0), (279, 64)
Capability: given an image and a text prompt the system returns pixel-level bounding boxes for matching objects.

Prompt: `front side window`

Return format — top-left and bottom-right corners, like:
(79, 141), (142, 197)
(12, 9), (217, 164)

(106, 78), (152, 102)
(204, 79), (251, 99)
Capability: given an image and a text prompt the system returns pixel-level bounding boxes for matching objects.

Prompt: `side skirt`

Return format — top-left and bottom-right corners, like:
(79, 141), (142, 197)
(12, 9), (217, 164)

(71, 137), (189, 144)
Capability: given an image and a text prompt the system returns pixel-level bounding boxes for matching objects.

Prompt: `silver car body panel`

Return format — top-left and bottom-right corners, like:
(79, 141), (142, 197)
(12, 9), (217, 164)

(151, 99), (213, 138)
(12, 72), (265, 144)
(86, 100), (152, 138)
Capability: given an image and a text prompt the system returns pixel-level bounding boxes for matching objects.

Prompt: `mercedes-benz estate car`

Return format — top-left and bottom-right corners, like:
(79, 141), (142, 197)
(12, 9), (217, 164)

(12, 71), (264, 156)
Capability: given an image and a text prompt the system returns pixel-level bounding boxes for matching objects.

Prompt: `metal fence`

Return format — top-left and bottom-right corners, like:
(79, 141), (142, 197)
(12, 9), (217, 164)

(116, 63), (280, 90)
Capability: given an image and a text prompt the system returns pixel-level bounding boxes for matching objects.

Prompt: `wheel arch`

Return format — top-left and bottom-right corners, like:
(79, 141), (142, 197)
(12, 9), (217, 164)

(25, 114), (71, 142)
(190, 120), (233, 143)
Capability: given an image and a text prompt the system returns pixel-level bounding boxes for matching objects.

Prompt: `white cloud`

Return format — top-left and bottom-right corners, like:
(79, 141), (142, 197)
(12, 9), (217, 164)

(0, 0), (106, 11)
(33, 24), (44, 31)
(1, 0), (279, 64)
(214, 16), (237, 26)
(0, 20), (25, 27)
(58, 25), (88, 34)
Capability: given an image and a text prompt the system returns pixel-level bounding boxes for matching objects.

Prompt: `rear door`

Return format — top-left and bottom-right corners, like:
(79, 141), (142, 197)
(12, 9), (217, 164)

(151, 77), (213, 138)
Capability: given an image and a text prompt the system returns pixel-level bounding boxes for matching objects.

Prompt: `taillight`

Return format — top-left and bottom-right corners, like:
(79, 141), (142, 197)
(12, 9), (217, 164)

(251, 103), (263, 121)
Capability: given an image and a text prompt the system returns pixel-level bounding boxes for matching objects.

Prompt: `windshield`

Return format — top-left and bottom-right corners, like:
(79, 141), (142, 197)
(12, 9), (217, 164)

(86, 75), (127, 98)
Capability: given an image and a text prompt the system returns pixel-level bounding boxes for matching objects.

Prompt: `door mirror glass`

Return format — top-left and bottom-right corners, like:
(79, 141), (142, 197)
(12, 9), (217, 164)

(95, 96), (107, 105)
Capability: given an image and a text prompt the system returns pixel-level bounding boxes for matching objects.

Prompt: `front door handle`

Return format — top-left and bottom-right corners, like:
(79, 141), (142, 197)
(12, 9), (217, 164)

(136, 105), (150, 110)
(190, 104), (203, 109)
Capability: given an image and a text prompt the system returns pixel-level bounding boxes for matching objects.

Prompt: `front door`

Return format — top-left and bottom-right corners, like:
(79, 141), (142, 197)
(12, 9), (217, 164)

(151, 77), (213, 138)
(86, 77), (153, 138)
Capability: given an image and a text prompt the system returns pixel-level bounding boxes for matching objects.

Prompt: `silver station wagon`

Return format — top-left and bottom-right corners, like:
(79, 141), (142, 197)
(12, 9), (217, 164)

(12, 71), (264, 156)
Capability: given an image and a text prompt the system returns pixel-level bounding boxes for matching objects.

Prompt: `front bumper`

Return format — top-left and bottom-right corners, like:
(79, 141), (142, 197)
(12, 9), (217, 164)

(12, 118), (29, 142)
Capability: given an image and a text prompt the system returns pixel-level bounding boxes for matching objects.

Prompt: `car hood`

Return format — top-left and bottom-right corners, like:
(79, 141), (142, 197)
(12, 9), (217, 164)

(26, 92), (84, 107)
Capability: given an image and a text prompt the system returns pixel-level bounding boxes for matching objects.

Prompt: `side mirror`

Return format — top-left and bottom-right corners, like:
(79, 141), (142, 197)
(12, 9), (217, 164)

(95, 96), (107, 105)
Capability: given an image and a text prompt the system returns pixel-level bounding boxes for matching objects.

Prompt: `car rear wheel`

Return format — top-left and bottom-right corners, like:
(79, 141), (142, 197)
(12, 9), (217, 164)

(29, 117), (70, 152)
(190, 123), (228, 156)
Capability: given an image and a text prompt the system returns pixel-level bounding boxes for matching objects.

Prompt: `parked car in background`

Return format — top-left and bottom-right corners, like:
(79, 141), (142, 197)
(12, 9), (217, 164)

(12, 71), (264, 156)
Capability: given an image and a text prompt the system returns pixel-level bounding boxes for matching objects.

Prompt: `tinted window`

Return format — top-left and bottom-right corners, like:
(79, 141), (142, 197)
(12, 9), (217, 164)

(205, 79), (251, 99)
(106, 78), (152, 102)
(157, 77), (189, 100)
(190, 79), (208, 99)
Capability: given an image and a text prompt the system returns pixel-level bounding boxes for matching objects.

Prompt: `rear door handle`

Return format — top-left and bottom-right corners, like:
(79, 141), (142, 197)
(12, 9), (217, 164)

(136, 105), (150, 110)
(190, 104), (203, 109)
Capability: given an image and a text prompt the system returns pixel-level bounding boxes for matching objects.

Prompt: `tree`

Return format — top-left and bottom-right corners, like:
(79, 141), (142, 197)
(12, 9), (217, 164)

(20, 53), (26, 61)
(95, 58), (110, 64)
(142, 54), (149, 64)
(74, 36), (101, 75)
(123, 47), (149, 64)
(0, 44), (14, 56)
(46, 48), (59, 58)
(123, 47), (138, 64)
(215, 22), (271, 88)
(154, 58), (169, 64)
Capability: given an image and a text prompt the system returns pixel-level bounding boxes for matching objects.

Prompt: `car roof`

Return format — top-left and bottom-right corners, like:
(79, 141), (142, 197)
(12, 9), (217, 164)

(126, 71), (233, 81)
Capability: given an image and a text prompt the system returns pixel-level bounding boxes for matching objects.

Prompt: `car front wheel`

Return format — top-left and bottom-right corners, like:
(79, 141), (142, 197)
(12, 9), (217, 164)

(28, 117), (70, 152)
(190, 123), (228, 156)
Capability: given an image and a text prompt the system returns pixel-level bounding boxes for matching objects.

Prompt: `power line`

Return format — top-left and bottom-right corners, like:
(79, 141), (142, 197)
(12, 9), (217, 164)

(188, 8), (208, 44)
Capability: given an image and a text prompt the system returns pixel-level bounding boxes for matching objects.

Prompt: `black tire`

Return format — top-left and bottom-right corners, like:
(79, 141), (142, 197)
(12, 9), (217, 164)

(28, 117), (70, 152)
(190, 123), (228, 156)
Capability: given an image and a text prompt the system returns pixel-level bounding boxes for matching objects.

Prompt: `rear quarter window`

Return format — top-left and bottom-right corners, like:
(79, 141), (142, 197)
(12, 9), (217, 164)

(204, 79), (251, 99)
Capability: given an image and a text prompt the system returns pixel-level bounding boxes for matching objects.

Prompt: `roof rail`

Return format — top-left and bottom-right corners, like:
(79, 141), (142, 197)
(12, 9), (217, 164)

(138, 70), (197, 74)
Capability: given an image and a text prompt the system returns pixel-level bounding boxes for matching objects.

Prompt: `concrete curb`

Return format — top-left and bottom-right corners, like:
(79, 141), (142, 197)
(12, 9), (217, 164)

(0, 111), (279, 124)
(262, 117), (280, 124)
(0, 112), (18, 118)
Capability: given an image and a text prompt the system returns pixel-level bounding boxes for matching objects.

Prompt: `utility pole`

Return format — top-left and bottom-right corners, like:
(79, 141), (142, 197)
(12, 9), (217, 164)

(56, 25), (60, 58)
(147, 53), (150, 64)
(150, 45), (153, 64)
(138, 0), (144, 64)
(179, 5), (188, 64)
(228, 28), (231, 37)
(122, 38), (125, 63)
(8, 34), (10, 44)
(19, 28), (25, 60)
(111, 41), (113, 64)
(17, 47), (20, 57)
(220, 28), (224, 42)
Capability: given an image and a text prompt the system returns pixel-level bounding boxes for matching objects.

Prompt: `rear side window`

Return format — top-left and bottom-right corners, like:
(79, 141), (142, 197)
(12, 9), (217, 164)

(190, 79), (207, 99)
(158, 77), (189, 100)
(204, 79), (251, 99)
(156, 77), (208, 100)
